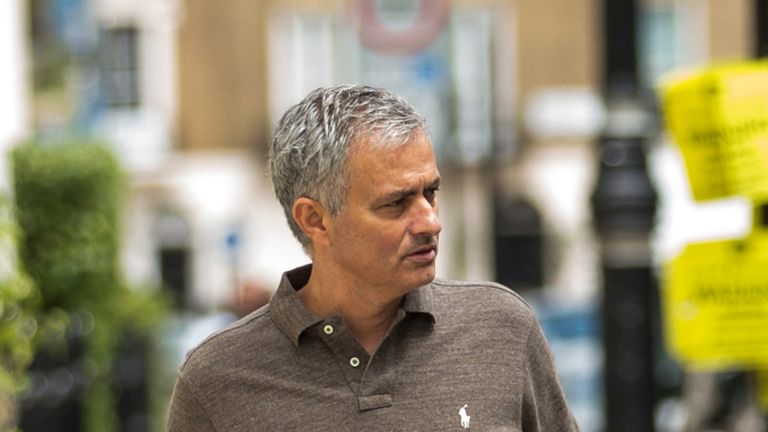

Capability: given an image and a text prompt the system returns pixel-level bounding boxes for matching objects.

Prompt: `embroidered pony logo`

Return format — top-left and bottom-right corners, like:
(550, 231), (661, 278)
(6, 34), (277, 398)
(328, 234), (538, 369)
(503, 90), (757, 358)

(459, 404), (471, 429)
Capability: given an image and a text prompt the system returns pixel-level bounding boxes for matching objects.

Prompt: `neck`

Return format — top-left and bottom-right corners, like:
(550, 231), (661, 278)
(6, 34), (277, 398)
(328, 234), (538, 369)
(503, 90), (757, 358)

(298, 266), (403, 354)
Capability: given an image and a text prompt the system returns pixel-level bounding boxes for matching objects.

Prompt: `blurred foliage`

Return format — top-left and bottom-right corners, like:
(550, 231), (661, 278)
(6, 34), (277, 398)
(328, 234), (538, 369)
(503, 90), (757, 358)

(32, 40), (71, 93)
(13, 142), (122, 311)
(12, 140), (168, 432)
(0, 198), (38, 431)
(29, 0), (71, 93)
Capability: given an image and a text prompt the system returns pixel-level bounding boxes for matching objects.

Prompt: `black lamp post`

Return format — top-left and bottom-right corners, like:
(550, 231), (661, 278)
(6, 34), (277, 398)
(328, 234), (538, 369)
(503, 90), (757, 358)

(591, 0), (658, 430)
(756, 0), (768, 58)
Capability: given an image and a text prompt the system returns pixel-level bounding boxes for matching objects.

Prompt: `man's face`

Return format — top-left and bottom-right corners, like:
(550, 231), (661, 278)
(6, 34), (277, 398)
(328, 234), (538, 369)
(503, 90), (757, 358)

(325, 132), (442, 298)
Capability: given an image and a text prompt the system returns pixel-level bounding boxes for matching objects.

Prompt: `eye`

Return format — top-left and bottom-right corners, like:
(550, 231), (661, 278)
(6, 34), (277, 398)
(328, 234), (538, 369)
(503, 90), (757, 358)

(385, 197), (407, 208)
(424, 186), (439, 204)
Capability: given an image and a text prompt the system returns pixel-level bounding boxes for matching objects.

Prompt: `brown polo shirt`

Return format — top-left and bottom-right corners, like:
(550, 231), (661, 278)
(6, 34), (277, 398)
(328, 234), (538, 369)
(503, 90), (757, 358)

(167, 265), (578, 431)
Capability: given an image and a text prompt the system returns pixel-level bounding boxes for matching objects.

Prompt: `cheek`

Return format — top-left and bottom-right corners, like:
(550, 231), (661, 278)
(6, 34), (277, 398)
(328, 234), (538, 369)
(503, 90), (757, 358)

(332, 211), (409, 257)
(350, 223), (405, 258)
(378, 224), (410, 252)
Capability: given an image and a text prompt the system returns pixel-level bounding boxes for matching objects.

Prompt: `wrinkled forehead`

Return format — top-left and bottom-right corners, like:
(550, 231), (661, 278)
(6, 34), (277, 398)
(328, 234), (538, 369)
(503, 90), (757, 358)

(347, 131), (434, 172)
(341, 132), (438, 208)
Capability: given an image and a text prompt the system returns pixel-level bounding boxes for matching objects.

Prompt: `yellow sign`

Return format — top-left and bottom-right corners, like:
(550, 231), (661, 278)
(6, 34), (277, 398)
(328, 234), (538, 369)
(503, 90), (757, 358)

(660, 61), (768, 202)
(663, 234), (768, 369)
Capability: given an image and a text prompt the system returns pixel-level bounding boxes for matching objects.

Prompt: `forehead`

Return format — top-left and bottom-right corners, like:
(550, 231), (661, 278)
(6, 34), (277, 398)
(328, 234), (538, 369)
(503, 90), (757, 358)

(346, 133), (438, 189)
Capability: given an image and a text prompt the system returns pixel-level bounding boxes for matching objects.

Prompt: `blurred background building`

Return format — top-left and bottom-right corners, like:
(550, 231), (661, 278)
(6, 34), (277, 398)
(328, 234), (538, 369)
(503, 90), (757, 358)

(3, 0), (766, 430)
(17, 0), (756, 310)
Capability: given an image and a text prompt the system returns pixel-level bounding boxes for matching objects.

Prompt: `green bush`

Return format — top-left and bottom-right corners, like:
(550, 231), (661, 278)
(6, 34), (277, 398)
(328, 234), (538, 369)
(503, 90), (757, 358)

(0, 197), (38, 431)
(13, 142), (123, 311)
(12, 141), (167, 432)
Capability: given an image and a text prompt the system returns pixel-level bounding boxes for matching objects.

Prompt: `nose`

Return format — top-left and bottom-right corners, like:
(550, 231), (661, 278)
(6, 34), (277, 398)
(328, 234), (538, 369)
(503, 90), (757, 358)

(410, 197), (442, 237)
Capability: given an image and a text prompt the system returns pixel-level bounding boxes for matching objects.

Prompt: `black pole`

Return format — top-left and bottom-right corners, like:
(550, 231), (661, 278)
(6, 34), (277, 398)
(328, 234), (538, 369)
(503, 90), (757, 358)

(592, 0), (658, 430)
(602, 0), (638, 95)
(756, 0), (768, 57)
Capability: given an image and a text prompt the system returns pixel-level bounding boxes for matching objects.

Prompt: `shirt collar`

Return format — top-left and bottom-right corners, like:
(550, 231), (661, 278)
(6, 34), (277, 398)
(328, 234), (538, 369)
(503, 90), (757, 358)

(270, 264), (437, 346)
(269, 264), (321, 346)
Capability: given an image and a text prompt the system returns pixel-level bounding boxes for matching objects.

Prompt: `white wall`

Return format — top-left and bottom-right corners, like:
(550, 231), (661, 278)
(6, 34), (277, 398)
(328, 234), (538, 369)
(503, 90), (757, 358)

(123, 152), (308, 309)
(0, 0), (30, 193)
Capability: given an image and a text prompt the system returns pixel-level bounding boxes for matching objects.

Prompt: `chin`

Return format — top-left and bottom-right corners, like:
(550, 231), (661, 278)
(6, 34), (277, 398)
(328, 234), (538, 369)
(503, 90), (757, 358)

(408, 267), (437, 288)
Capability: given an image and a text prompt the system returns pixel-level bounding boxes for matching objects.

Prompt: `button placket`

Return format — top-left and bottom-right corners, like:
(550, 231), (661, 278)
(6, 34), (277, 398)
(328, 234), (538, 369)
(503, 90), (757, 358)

(316, 318), (369, 393)
(356, 310), (410, 411)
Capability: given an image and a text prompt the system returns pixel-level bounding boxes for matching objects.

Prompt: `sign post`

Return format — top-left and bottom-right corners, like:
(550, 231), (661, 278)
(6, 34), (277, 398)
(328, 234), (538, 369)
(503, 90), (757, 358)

(592, 1), (658, 430)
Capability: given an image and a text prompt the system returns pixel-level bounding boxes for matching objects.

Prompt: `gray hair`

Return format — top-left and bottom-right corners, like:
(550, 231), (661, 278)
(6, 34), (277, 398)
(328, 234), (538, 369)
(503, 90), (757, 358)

(268, 85), (427, 249)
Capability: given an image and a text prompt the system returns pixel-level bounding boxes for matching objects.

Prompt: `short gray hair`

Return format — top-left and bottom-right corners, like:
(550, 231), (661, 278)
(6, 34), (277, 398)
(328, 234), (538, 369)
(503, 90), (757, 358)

(268, 85), (427, 249)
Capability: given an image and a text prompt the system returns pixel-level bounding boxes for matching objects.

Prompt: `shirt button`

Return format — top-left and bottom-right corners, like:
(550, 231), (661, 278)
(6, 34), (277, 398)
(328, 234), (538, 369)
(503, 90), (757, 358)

(349, 357), (361, 368)
(323, 324), (334, 335)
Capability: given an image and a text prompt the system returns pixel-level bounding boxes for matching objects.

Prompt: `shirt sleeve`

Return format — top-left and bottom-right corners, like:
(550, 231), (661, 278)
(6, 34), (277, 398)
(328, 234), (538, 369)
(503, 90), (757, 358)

(521, 320), (580, 431)
(167, 374), (218, 432)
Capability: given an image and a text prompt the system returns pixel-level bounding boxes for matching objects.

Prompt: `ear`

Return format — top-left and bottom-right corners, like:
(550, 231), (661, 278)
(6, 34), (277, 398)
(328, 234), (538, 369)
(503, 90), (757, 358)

(292, 197), (331, 248)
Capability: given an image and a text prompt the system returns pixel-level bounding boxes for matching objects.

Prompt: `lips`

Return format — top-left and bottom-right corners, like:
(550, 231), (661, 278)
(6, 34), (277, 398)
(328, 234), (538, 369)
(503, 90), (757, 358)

(405, 244), (438, 262)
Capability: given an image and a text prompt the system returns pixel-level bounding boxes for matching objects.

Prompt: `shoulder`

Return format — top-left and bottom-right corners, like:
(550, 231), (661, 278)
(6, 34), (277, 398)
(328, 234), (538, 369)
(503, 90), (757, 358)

(179, 304), (284, 377)
(430, 279), (533, 310)
(429, 279), (537, 326)
(425, 280), (543, 361)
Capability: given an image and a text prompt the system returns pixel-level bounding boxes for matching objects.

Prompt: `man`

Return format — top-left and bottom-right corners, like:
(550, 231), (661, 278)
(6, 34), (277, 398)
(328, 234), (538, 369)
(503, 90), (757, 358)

(167, 85), (578, 431)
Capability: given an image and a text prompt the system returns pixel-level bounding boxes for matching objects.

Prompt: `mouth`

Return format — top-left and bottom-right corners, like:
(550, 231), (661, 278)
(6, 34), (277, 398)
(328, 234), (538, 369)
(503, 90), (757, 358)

(405, 244), (438, 263)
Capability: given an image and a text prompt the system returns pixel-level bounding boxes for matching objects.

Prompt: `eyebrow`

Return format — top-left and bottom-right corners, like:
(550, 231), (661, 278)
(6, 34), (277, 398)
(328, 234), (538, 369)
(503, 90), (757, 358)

(374, 177), (441, 206)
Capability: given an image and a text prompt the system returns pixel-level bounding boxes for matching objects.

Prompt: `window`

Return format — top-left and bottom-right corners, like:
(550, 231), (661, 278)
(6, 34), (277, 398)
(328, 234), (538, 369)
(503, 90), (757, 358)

(101, 27), (140, 108)
(639, 1), (707, 88)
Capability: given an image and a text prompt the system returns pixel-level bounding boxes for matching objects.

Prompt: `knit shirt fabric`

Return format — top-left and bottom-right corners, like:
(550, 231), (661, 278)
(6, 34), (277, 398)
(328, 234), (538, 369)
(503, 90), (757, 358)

(167, 264), (579, 431)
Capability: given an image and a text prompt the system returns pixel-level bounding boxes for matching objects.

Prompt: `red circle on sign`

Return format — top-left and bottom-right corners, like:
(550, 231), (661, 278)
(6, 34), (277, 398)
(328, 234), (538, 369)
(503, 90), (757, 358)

(348, 0), (450, 56)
